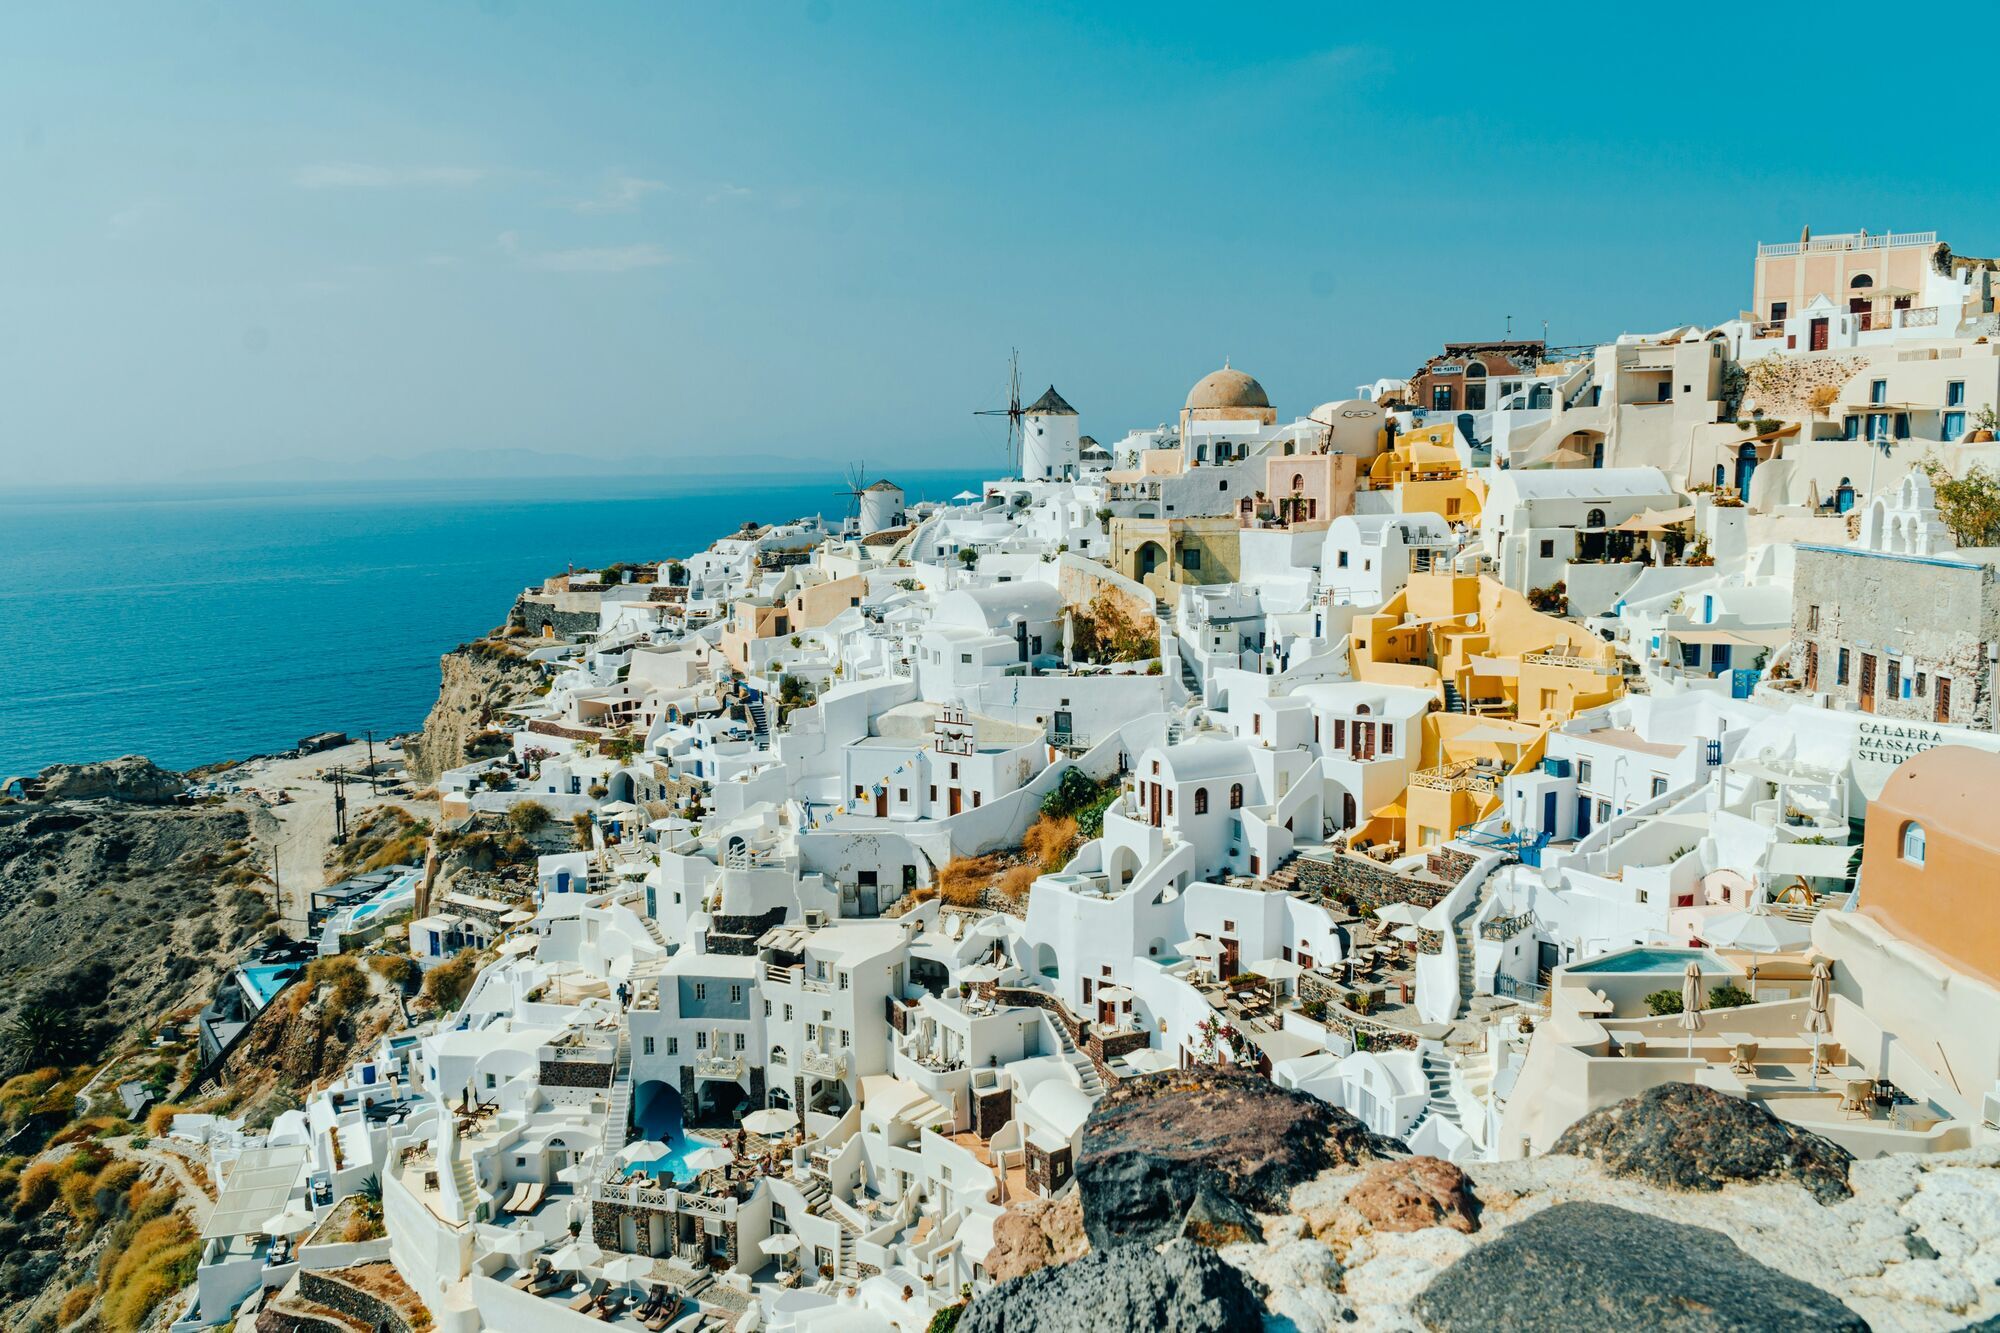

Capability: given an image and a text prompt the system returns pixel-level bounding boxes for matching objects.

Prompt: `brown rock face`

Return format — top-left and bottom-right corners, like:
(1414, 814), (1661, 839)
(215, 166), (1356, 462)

(986, 1195), (1089, 1283)
(1344, 1156), (1478, 1235)
(1075, 1067), (1404, 1251)
(1551, 1081), (1852, 1203)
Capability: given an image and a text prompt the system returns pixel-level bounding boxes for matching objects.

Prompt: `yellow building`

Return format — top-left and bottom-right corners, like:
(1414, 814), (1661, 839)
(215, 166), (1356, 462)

(1366, 421), (1483, 526)
(1346, 573), (1623, 851)
(1108, 515), (1241, 600)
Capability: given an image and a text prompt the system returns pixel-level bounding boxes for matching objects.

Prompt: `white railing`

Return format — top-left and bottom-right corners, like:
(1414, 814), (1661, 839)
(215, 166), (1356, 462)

(694, 1053), (745, 1080)
(802, 1048), (849, 1079)
(1757, 230), (1934, 257)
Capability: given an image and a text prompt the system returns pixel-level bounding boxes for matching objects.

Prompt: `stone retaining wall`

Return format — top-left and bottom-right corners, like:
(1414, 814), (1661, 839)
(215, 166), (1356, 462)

(1293, 852), (1448, 912)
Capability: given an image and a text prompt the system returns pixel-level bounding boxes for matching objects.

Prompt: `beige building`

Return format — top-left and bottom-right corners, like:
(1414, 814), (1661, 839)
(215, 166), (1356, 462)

(1107, 514), (1241, 600)
(1179, 363), (1277, 440)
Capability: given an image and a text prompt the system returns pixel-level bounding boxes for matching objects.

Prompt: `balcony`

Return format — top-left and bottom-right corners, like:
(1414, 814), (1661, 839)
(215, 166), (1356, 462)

(802, 1048), (850, 1080)
(693, 1053), (745, 1081)
(1407, 762), (1499, 796)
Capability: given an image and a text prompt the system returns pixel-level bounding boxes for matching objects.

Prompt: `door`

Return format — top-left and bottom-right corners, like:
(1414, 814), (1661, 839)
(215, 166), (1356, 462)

(1542, 791), (1557, 836)
(1859, 653), (1877, 712)
(857, 871), (878, 917)
(1149, 784), (1161, 826)
(1053, 709), (1072, 740)
(1098, 999), (1116, 1028)
(1887, 660), (1901, 704)
(1537, 941), (1561, 986)
(1080, 978), (1093, 1005)
(948, 788), (962, 816)
(1342, 792), (1357, 827)
(1576, 795), (1591, 838)
(1937, 675), (1952, 722)
(1810, 317), (1830, 351)
(875, 789), (888, 818)
(1219, 937), (1240, 978)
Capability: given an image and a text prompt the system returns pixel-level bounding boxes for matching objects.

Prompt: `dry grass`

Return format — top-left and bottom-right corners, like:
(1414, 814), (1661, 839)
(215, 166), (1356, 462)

(59, 1286), (95, 1324)
(936, 854), (1006, 908)
(97, 1211), (200, 1333)
(1021, 814), (1078, 871)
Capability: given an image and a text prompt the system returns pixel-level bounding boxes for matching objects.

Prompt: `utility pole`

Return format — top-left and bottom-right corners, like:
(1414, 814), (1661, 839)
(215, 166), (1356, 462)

(332, 768), (349, 845)
(365, 731), (378, 794)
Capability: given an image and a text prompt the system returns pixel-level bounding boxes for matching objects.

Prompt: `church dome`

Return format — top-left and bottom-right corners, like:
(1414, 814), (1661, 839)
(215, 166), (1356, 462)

(1185, 365), (1270, 412)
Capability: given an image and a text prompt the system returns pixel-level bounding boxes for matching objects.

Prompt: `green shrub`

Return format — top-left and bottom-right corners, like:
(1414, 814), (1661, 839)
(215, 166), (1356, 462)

(1644, 988), (1684, 1016)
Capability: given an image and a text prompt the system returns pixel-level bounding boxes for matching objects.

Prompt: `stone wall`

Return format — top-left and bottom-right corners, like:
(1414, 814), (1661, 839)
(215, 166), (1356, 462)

(540, 1058), (614, 1089)
(1293, 852), (1448, 912)
(293, 1266), (416, 1333)
(1426, 847), (1481, 885)
(975, 1086), (1013, 1139)
(708, 906), (787, 956)
(510, 593), (601, 640)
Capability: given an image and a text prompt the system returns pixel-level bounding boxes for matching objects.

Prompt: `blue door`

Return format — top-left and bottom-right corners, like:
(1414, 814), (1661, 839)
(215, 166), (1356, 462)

(1576, 796), (1592, 837)
(1542, 791), (1557, 837)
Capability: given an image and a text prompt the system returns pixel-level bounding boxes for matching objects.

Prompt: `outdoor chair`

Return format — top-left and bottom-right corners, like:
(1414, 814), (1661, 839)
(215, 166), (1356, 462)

(569, 1277), (609, 1311)
(1840, 1079), (1873, 1119)
(1730, 1042), (1758, 1075)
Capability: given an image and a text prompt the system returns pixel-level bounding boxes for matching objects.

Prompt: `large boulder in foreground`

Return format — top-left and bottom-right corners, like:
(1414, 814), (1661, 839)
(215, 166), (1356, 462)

(962, 1239), (1263, 1333)
(1075, 1066), (1403, 1250)
(1413, 1202), (1868, 1332)
(985, 1194), (1088, 1283)
(1345, 1155), (1479, 1235)
(1551, 1082), (1852, 1203)
(33, 755), (184, 804)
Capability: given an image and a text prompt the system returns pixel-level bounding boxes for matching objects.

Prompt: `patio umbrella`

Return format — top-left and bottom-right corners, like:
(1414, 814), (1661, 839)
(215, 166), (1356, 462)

(481, 1225), (541, 1265)
(556, 1161), (596, 1187)
(743, 1108), (798, 1137)
(620, 1139), (670, 1164)
(1095, 984), (1135, 1003)
(601, 1253), (651, 1303)
(1375, 902), (1427, 928)
(953, 491), (979, 501)
(498, 935), (538, 956)
(957, 963), (1002, 984)
(1806, 957), (1833, 1091)
(1680, 960), (1706, 1057)
(1178, 937), (1221, 957)
(550, 1238), (603, 1272)
(1248, 958), (1302, 981)
(262, 1205), (316, 1237)
(501, 909), (534, 924)
(759, 1233), (801, 1257)
(683, 1144), (732, 1174)
(1704, 909), (1811, 954)
(1390, 925), (1422, 944)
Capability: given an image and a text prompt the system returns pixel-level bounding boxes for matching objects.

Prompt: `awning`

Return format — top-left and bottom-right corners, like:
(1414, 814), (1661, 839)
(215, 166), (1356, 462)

(1613, 506), (1696, 533)
(202, 1145), (311, 1240)
(1666, 627), (1790, 649)
(1766, 843), (1858, 879)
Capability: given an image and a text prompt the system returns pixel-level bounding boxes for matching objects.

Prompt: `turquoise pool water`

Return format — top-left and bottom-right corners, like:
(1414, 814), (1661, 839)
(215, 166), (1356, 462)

(1570, 947), (1723, 975)
(239, 962), (302, 1005)
(626, 1084), (722, 1184)
(349, 873), (417, 926)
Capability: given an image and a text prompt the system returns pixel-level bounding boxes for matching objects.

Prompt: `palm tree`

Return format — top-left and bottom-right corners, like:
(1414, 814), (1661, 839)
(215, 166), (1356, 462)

(5, 1003), (88, 1072)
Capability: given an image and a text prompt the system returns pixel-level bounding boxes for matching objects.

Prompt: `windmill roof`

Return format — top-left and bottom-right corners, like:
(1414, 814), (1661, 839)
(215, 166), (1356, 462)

(864, 480), (903, 492)
(1026, 386), (1078, 416)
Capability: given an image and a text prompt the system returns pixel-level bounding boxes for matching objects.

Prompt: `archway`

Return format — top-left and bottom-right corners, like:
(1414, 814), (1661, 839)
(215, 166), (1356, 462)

(1134, 541), (1168, 580)
(1105, 842), (1141, 890)
(1735, 442), (1759, 498)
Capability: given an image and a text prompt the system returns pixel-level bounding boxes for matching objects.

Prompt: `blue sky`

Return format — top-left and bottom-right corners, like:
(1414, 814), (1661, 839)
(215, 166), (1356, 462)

(4, 3), (1995, 486)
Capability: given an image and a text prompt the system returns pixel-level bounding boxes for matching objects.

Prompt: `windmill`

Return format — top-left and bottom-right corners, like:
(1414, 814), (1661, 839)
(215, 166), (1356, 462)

(835, 461), (868, 535)
(974, 347), (1024, 476)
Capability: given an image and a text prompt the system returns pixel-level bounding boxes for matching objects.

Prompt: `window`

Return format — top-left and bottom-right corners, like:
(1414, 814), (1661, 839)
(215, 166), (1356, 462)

(643, 1035), (656, 1054)
(783, 1003), (793, 1021)
(1587, 508), (1607, 529)
(1337, 550), (1349, 568)
(1948, 380), (1966, 407)
(1332, 719), (1346, 747)
(1181, 547), (1201, 571)
(1577, 759), (1593, 785)
(1806, 604), (1819, 632)
(1431, 384), (1453, 412)
(1194, 788), (1208, 814)
(837, 971), (849, 990)
(485, 1072), (497, 1089)
(1870, 379), (1888, 405)
(764, 1000), (771, 1017)
(1229, 783), (1244, 809)
(1252, 715), (1261, 735)
(666, 1036), (678, 1055)
(1380, 723), (1394, 752)
(730, 984), (742, 1004)
(960, 653), (972, 664)
(840, 1028), (851, 1048)
(897, 788), (907, 802)
(734, 1033), (746, 1051)
(1837, 647), (1850, 685)
(1946, 411), (1967, 439)
(805, 1023), (818, 1042)
(1770, 301), (1787, 322)
(695, 1032), (708, 1050)
(694, 983), (706, 1001)
(1539, 539), (1555, 559)
(1901, 821), (1926, 866)
(1651, 777), (1668, 798)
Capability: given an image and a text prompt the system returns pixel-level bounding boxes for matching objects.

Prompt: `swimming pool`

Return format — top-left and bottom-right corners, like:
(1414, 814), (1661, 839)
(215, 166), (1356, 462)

(1569, 947), (1726, 975)
(624, 1084), (723, 1184)
(238, 962), (302, 1007)
(348, 872), (418, 926)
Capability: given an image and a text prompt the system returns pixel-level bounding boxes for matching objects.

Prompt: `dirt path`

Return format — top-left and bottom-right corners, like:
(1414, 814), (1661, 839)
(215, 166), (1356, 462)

(222, 740), (429, 931)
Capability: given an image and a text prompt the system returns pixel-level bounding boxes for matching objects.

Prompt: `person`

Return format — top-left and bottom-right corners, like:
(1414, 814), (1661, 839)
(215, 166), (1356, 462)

(616, 981), (631, 1009)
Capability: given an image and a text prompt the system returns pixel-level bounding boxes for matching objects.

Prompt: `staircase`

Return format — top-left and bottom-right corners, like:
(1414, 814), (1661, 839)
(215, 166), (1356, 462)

(797, 1174), (831, 1211)
(746, 698), (771, 750)
(1442, 682), (1467, 714)
(1049, 1015), (1104, 1096)
(1262, 852), (1301, 893)
(604, 1028), (634, 1155)
(449, 1154), (480, 1219)
(1409, 1049), (1462, 1136)
(1179, 651), (1203, 701)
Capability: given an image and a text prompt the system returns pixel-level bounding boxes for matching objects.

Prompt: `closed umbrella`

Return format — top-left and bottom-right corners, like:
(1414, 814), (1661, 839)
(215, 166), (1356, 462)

(742, 1108), (798, 1138)
(1680, 960), (1705, 1057)
(1806, 957), (1833, 1090)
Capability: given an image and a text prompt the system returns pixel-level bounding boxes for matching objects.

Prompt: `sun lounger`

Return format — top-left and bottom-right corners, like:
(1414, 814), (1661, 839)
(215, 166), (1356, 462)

(501, 1182), (530, 1213)
(644, 1296), (681, 1331)
(511, 1182), (545, 1214)
(528, 1268), (568, 1297)
(569, 1277), (609, 1312)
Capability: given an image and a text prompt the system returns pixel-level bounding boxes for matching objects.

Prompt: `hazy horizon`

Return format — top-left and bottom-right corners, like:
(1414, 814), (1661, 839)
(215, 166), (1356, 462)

(6, 3), (1999, 489)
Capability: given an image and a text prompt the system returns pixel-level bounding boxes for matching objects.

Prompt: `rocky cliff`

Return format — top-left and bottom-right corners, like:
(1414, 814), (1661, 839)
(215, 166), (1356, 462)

(402, 640), (544, 784)
(973, 1074), (2000, 1332)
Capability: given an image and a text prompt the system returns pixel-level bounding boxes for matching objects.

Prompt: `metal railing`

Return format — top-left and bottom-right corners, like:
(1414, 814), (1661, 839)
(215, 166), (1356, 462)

(1757, 230), (1934, 257)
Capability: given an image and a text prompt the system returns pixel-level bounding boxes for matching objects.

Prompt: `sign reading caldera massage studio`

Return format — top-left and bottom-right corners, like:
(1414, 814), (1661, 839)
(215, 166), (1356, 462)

(1848, 720), (1992, 792)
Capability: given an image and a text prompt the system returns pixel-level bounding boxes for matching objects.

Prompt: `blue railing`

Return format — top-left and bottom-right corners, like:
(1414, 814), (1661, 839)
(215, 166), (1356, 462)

(1457, 817), (1551, 868)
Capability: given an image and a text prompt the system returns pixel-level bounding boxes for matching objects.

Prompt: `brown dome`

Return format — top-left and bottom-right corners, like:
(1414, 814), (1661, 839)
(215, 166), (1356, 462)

(1185, 365), (1270, 412)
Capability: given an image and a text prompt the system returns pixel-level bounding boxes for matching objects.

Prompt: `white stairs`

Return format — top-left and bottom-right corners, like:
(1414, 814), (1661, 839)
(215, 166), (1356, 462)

(604, 1028), (634, 1154)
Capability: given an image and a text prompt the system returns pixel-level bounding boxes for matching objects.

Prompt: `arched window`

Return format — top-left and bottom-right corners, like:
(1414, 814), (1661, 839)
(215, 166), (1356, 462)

(1193, 788), (1208, 815)
(1229, 783), (1243, 809)
(1463, 361), (1487, 379)
(1850, 274), (1875, 289)
(1587, 508), (1607, 528)
(1291, 473), (1306, 493)
(1901, 821), (1926, 866)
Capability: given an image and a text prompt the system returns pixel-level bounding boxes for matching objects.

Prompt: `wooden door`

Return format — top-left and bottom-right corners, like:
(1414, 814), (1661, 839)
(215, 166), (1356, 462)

(1886, 659), (1901, 705)
(1937, 675), (1952, 722)
(1810, 317), (1830, 351)
(947, 788), (962, 816)
(875, 789), (888, 818)
(1859, 653), (1877, 712)
(1149, 784), (1161, 826)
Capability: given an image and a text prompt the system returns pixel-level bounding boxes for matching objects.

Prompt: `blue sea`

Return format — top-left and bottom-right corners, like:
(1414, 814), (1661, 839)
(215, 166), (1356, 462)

(0, 471), (987, 776)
